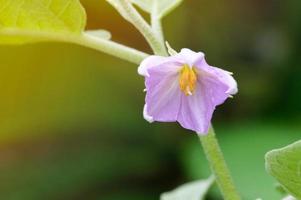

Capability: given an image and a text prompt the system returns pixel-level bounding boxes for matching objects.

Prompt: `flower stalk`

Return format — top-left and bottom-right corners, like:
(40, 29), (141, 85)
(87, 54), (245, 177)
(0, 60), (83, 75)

(199, 126), (241, 200)
(150, 2), (165, 44)
(0, 28), (149, 64)
(79, 33), (148, 64)
(108, 0), (168, 56)
(151, 14), (164, 44)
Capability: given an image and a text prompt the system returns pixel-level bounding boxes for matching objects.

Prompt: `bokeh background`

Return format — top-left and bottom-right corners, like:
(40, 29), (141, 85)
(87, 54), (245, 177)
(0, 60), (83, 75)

(0, 0), (300, 199)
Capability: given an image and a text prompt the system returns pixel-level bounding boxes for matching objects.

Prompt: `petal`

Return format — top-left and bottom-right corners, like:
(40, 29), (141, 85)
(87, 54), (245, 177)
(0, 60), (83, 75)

(143, 104), (154, 123)
(144, 64), (182, 122)
(176, 48), (205, 67)
(199, 73), (230, 107)
(177, 81), (213, 134)
(211, 67), (238, 95)
(138, 55), (166, 77)
(195, 57), (238, 96)
(177, 74), (230, 134)
(138, 55), (183, 77)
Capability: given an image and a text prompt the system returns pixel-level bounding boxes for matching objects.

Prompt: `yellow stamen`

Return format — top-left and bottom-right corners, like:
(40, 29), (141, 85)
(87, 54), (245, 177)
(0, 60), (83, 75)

(179, 65), (197, 96)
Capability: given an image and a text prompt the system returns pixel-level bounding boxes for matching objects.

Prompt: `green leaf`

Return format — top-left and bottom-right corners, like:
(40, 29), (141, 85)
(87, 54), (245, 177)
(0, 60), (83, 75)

(160, 176), (214, 200)
(85, 30), (112, 40)
(265, 140), (301, 199)
(0, 0), (86, 44)
(130, 0), (183, 19)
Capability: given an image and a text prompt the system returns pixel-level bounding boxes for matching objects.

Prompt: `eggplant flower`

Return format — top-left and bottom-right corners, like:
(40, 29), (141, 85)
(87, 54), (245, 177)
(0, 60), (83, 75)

(138, 49), (238, 134)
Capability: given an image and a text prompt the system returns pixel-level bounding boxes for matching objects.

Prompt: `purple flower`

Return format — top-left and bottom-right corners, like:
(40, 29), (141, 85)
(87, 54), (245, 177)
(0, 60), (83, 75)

(138, 48), (238, 134)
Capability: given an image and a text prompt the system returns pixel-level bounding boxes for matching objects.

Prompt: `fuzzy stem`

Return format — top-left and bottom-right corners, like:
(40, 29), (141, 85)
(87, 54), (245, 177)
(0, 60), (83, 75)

(151, 15), (164, 40)
(111, 0), (167, 56)
(0, 28), (149, 64)
(199, 126), (241, 200)
(77, 33), (148, 64)
(151, 3), (165, 44)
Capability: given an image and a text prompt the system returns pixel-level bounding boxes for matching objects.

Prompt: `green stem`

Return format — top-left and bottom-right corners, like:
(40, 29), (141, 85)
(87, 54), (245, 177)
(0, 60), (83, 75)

(199, 126), (241, 200)
(0, 29), (149, 65)
(110, 0), (167, 56)
(77, 33), (149, 64)
(151, 3), (165, 44)
(151, 15), (164, 41)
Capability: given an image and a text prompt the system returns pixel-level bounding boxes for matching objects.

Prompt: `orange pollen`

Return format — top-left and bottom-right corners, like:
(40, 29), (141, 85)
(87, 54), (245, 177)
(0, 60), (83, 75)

(179, 65), (197, 96)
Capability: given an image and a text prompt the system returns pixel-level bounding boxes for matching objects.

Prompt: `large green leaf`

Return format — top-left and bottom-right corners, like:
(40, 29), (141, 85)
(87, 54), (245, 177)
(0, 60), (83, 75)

(265, 140), (301, 199)
(160, 176), (214, 200)
(0, 0), (86, 44)
(130, 0), (183, 19)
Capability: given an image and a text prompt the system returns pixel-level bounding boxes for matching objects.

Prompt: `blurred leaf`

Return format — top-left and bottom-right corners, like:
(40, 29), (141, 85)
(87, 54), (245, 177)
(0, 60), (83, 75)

(130, 0), (183, 19)
(85, 29), (112, 40)
(265, 140), (301, 199)
(0, 0), (86, 44)
(160, 176), (214, 200)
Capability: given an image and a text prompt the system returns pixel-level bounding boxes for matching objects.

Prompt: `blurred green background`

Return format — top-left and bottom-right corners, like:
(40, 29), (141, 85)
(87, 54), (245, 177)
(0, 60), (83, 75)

(0, 0), (300, 199)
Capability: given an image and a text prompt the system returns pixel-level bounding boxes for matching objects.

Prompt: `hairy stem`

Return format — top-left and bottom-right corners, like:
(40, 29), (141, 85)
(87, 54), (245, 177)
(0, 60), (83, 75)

(110, 0), (167, 56)
(151, 1), (165, 44)
(199, 126), (241, 200)
(78, 33), (148, 64)
(0, 29), (149, 64)
(151, 14), (164, 44)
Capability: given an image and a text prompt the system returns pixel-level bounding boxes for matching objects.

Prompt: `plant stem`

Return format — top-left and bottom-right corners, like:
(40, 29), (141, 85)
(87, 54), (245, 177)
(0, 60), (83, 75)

(78, 33), (149, 64)
(110, 0), (168, 56)
(151, 2), (165, 44)
(151, 14), (165, 43)
(0, 29), (149, 65)
(199, 126), (241, 200)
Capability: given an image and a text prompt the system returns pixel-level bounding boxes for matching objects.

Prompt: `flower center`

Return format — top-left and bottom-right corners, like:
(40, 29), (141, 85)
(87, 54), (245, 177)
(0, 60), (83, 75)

(179, 65), (197, 96)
